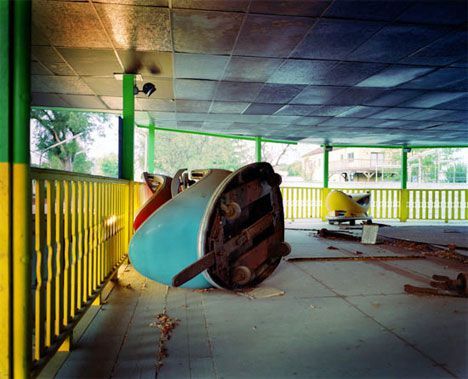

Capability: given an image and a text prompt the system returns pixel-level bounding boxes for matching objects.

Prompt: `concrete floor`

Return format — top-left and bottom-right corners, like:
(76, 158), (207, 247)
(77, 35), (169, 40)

(53, 224), (467, 379)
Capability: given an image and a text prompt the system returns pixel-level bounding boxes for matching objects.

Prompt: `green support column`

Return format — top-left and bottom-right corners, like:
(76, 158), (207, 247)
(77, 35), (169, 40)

(401, 148), (408, 190)
(255, 136), (262, 162)
(121, 74), (135, 180)
(321, 146), (330, 220)
(400, 148), (409, 222)
(323, 146), (329, 189)
(12, 0), (32, 376)
(0, 1), (11, 377)
(147, 123), (155, 173)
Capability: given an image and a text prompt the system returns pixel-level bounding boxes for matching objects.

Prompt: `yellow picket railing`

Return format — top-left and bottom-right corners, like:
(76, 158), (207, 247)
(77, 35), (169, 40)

(281, 186), (468, 222)
(408, 189), (467, 221)
(31, 168), (149, 372)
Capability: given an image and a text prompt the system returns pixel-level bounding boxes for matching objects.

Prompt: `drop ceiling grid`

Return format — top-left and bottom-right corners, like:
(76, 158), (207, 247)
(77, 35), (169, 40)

(28, 0), (468, 145)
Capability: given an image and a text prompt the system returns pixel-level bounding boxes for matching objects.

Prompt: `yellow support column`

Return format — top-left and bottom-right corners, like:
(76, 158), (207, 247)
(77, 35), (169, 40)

(399, 148), (409, 222)
(399, 189), (409, 222)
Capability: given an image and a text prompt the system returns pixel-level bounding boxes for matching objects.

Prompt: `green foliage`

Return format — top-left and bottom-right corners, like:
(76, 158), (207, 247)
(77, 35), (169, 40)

(31, 109), (109, 172)
(446, 163), (467, 183)
(152, 131), (252, 175)
(98, 153), (119, 177)
(287, 161), (302, 176)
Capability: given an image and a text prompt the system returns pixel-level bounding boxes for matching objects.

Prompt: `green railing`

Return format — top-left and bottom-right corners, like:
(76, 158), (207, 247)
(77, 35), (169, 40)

(281, 186), (468, 222)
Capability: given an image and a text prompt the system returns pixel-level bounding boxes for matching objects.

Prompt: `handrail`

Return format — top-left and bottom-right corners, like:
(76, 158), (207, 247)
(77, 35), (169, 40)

(31, 167), (128, 184)
(281, 186), (467, 222)
(30, 168), (150, 375)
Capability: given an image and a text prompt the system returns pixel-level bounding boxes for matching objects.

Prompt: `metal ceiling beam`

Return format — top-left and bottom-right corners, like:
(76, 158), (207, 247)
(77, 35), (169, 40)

(323, 144), (468, 149)
(137, 124), (298, 145)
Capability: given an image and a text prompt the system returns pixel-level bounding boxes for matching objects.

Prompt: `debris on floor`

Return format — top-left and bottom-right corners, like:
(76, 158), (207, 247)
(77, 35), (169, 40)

(237, 286), (285, 299)
(151, 311), (180, 370)
(361, 224), (379, 244)
(404, 272), (468, 298)
(287, 255), (424, 262)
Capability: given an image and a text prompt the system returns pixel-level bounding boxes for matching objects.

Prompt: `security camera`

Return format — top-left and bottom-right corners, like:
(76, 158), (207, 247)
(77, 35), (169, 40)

(142, 82), (156, 97)
(133, 82), (157, 97)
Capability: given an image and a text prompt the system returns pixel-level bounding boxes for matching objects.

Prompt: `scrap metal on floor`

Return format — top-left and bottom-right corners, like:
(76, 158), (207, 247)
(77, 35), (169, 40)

(51, 222), (467, 379)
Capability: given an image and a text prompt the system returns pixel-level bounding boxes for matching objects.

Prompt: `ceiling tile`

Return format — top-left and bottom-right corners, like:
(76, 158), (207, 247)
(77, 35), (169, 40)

(400, 31), (468, 66)
(175, 53), (229, 80)
(348, 25), (446, 63)
(172, 0), (249, 12)
(328, 87), (386, 106)
(93, 0), (168, 5)
(32, 0), (111, 48)
(31, 61), (51, 75)
(324, 0), (412, 22)
(32, 46), (75, 75)
(176, 100), (211, 113)
(82, 77), (122, 96)
(398, 109), (453, 121)
(95, 4), (171, 51)
(318, 62), (387, 86)
(403, 92), (466, 109)
(292, 19), (382, 60)
(294, 116), (330, 126)
(250, 0), (331, 16)
(233, 14), (314, 58)
(291, 85), (347, 105)
(215, 81), (264, 102)
(138, 98), (176, 112)
(254, 84), (306, 104)
(369, 108), (422, 120)
(32, 75), (93, 95)
(308, 105), (353, 116)
(173, 9), (244, 54)
(432, 110), (468, 123)
(210, 101), (250, 114)
(175, 79), (217, 100)
(59, 48), (121, 76)
(400, 68), (468, 90)
(335, 106), (384, 118)
(432, 94), (468, 111)
(100, 96), (122, 110)
(60, 94), (107, 109)
(363, 89), (424, 106)
(397, 1), (468, 25)
(31, 92), (69, 108)
(357, 66), (434, 87)
(243, 103), (283, 115)
(275, 105), (320, 116)
(118, 50), (173, 77)
(319, 117), (358, 127)
(223, 57), (283, 82)
(268, 59), (336, 84)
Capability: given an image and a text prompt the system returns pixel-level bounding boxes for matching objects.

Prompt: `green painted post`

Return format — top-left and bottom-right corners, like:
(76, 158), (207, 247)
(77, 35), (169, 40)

(323, 146), (329, 189)
(12, 0), (32, 376)
(321, 146), (330, 220)
(255, 137), (262, 162)
(401, 148), (408, 190)
(400, 148), (409, 222)
(121, 74), (135, 180)
(147, 123), (155, 173)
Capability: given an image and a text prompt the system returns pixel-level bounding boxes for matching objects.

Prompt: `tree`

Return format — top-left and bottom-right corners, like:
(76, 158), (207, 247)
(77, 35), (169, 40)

(151, 131), (251, 176)
(98, 153), (119, 177)
(31, 109), (110, 173)
(446, 163), (467, 183)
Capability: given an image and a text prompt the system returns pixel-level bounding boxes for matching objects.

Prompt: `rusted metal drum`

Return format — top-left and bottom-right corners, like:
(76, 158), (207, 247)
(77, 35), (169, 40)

(129, 163), (290, 289)
(133, 173), (173, 231)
